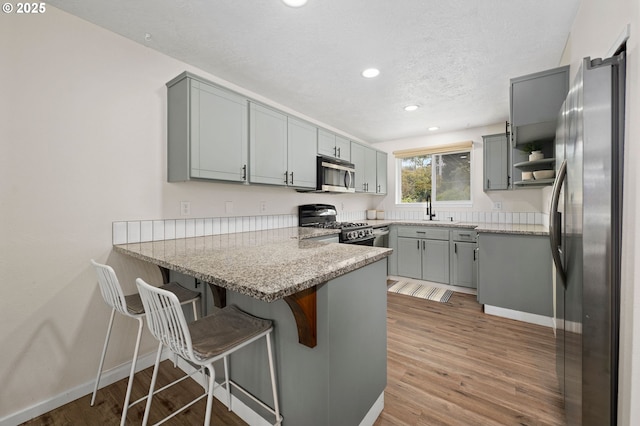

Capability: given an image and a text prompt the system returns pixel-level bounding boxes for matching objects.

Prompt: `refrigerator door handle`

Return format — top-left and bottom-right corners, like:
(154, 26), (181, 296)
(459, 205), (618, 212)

(550, 159), (567, 287)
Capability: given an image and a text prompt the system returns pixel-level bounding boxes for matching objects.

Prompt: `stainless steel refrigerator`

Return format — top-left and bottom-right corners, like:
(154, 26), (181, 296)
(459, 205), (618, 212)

(550, 51), (625, 425)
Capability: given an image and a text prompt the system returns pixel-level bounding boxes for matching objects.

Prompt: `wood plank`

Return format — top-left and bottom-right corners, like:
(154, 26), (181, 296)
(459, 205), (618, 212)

(375, 291), (564, 426)
(22, 290), (564, 426)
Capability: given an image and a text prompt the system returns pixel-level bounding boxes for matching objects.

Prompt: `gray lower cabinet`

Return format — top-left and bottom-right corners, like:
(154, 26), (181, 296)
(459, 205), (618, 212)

(451, 229), (478, 288)
(167, 72), (248, 183)
(451, 241), (477, 288)
(396, 226), (450, 284)
(483, 133), (509, 190)
(477, 232), (552, 316)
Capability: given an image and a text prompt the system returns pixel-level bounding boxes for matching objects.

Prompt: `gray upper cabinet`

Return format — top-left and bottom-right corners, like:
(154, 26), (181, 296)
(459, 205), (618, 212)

(509, 65), (570, 146)
(249, 102), (317, 189)
(167, 73), (248, 183)
(376, 151), (388, 194)
(249, 103), (288, 186)
(351, 142), (377, 193)
(318, 129), (350, 161)
(483, 133), (509, 191)
(287, 117), (318, 189)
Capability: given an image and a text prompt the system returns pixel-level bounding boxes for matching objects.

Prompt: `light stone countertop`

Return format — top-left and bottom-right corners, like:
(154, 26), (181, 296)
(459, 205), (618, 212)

(364, 219), (548, 235)
(114, 227), (391, 302)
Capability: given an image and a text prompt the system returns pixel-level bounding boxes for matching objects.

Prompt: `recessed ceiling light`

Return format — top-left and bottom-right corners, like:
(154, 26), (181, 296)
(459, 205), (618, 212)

(404, 105), (419, 112)
(428, 126), (439, 131)
(282, 0), (307, 7)
(361, 68), (380, 78)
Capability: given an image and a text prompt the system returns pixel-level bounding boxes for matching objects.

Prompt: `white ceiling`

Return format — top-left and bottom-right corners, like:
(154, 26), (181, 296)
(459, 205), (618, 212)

(47, 0), (580, 143)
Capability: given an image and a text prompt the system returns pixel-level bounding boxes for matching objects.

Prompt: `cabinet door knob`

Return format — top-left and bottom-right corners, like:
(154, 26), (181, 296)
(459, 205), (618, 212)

(337, 147), (341, 157)
(284, 171), (288, 184)
(242, 164), (247, 181)
(289, 172), (294, 185)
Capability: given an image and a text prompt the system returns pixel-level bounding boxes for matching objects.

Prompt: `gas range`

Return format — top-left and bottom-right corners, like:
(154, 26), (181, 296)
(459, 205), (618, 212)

(298, 204), (375, 246)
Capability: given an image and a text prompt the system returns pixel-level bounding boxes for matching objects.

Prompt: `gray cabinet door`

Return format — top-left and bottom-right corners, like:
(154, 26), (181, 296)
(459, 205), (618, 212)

(364, 146), (377, 193)
(451, 241), (476, 288)
(287, 117), (317, 189)
(422, 239), (450, 284)
(351, 142), (366, 193)
(376, 151), (387, 194)
(397, 237), (422, 280)
(351, 142), (377, 193)
(318, 130), (350, 161)
(167, 75), (248, 183)
(249, 103), (288, 185)
(483, 133), (509, 191)
(335, 135), (350, 161)
(318, 129), (337, 158)
(477, 233), (552, 316)
(510, 65), (569, 145)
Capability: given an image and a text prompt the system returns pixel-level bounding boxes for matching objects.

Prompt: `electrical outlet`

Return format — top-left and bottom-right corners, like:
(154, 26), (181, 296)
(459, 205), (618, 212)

(260, 201), (267, 212)
(225, 201), (233, 214)
(493, 202), (502, 210)
(180, 201), (191, 216)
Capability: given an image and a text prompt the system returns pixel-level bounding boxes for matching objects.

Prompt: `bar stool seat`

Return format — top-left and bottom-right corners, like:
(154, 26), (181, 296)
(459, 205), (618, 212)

(136, 277), (282, 426)
(89, 260), (200, 426)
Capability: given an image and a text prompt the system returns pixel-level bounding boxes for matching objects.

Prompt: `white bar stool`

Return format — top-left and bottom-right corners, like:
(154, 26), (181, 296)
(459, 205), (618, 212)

(135, 277), (282, 426)
(90, 259), (200, 426)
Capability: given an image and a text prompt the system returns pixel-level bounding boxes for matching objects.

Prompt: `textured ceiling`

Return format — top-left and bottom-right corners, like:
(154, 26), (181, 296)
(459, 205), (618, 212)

(47, 0), (580, 143)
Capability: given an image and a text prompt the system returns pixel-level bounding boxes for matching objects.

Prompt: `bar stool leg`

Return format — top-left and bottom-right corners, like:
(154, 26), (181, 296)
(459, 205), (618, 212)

(223, 356), (231, 411)
(204, 364), (216, 426)
(91, 308), (116, 406)
(266, 331), (281, 425)
(120, 317), (144, 426)
(141, 341), (164, 426)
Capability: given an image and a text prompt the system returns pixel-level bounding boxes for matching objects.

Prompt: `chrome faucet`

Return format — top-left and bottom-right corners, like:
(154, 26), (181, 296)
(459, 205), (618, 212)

(426, 194), (435, 220)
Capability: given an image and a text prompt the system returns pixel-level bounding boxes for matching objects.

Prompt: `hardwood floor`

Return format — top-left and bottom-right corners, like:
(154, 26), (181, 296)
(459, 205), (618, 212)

(21, 360), (246, 426)
(374, 291), (564, 426)
(22, 291), (564, 425)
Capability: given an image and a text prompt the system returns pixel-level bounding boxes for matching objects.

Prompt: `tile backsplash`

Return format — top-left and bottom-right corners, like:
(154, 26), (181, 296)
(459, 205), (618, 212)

(113, 210), (546, 244)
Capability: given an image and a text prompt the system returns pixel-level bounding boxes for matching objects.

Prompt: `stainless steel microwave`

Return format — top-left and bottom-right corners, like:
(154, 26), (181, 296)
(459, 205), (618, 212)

(316, 156), (355, 193)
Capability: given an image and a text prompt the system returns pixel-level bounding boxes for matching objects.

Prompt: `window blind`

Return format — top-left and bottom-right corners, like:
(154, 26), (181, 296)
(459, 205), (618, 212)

(392, 141), (473, 158)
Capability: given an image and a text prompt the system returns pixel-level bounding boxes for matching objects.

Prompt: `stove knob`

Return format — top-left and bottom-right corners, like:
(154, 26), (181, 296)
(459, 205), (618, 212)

(359, 230), (365, 238)
(348, 231), (356, 240)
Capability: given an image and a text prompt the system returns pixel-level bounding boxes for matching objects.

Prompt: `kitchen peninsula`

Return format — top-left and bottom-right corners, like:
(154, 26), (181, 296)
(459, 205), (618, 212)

(114, 227), (392, 426)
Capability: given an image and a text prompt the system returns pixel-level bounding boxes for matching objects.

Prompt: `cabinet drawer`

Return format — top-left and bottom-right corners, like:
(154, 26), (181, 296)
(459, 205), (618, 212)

(452, 229), (477, 242)
(396, 226), (449, 240)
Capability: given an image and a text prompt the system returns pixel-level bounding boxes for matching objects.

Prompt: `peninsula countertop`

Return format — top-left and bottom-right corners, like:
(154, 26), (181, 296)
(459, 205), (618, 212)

(113, 227), (392, 302)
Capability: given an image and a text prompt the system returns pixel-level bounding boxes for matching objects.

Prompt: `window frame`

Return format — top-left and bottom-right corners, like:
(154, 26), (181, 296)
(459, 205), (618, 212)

(395, 148), (473, 208)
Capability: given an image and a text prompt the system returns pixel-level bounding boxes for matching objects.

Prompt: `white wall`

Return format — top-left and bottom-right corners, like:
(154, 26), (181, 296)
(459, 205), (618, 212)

(558, 0), (639, 424)
(373, 123), (545, 216)
(0, 7), (376, 420)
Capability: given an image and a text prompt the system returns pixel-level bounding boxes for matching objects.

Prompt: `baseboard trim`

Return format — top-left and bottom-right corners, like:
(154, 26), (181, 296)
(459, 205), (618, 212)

(0, 350), (171, 426)
(359, 392), (385, 426)
(484, 305), (554, 328)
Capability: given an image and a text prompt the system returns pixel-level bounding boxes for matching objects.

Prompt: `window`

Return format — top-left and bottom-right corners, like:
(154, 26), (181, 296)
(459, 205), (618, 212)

(394, 142), (472, 205)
